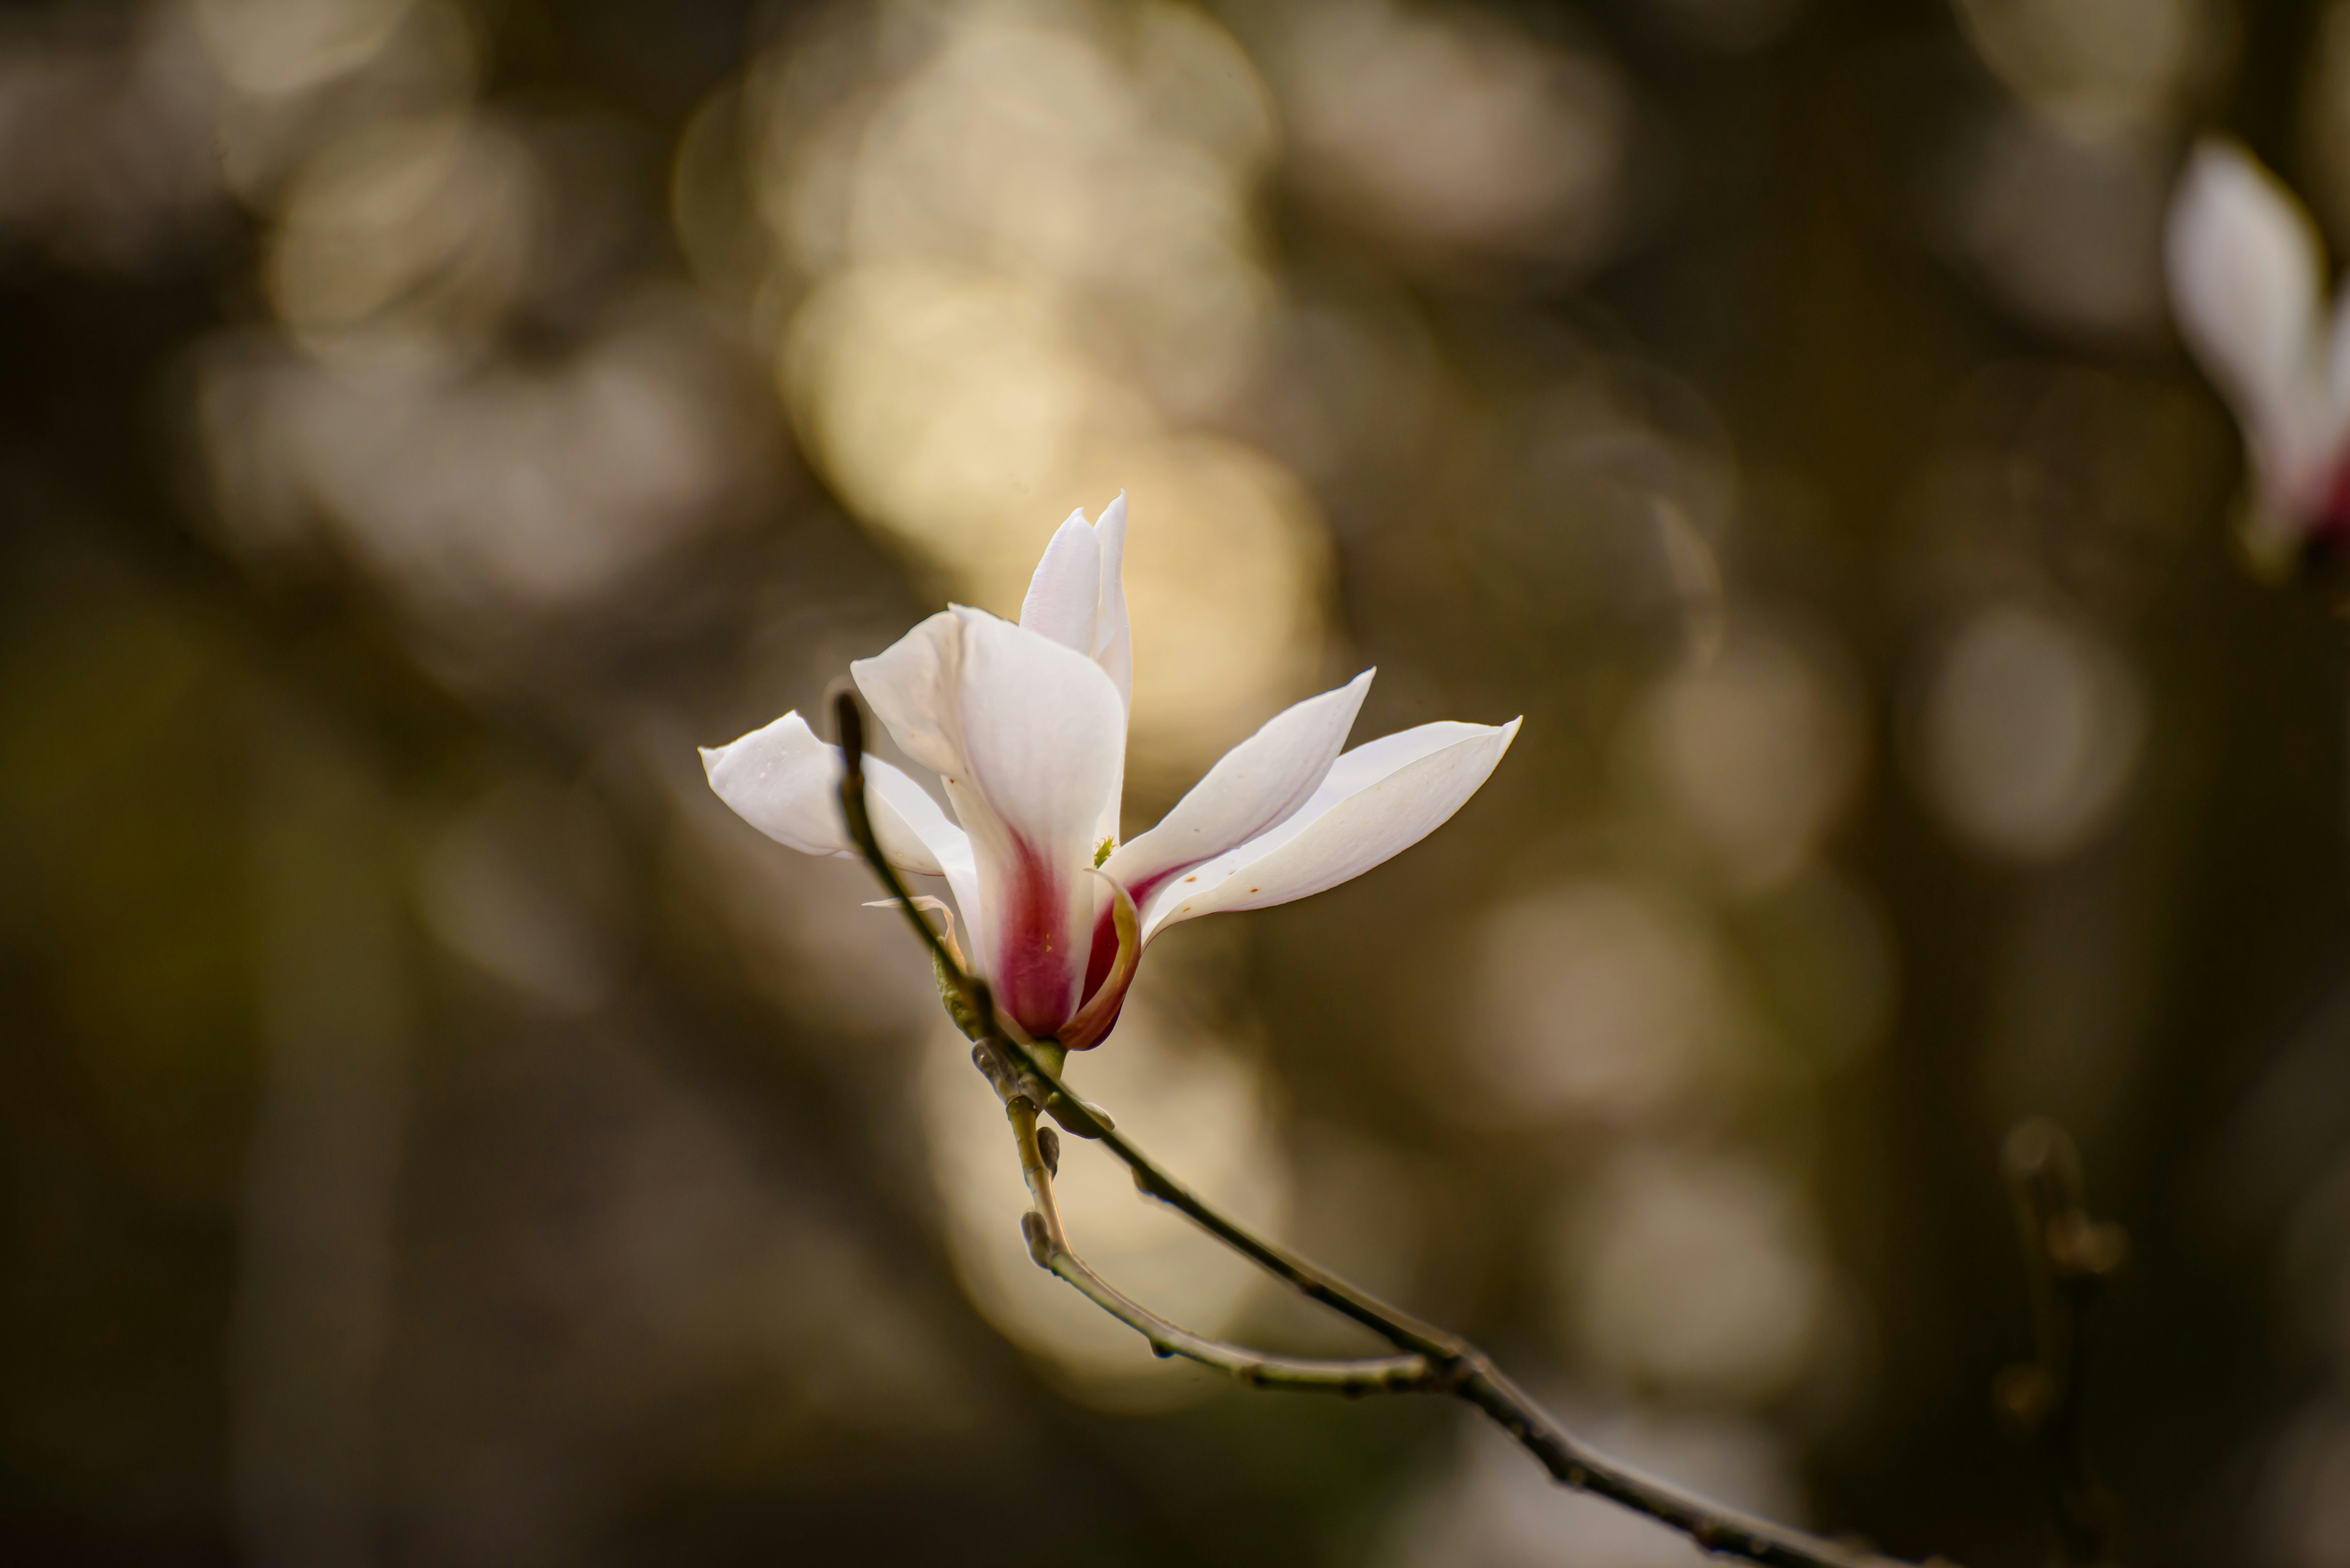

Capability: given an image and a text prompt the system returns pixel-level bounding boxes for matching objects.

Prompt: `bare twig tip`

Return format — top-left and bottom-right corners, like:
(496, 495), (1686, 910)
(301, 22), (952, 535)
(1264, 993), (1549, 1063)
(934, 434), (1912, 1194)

(1998, 1116), (2119, 1567)
(830, 688), (866, 758)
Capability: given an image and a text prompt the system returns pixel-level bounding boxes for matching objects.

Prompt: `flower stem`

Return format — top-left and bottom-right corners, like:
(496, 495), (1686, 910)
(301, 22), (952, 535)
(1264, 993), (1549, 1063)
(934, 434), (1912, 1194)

(831, 692), (1944, 1568)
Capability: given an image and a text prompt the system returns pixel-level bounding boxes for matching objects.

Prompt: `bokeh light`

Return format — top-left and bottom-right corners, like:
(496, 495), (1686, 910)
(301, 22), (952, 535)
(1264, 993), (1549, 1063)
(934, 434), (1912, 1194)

(1909, 599), (2146, 863)
(1, 0), (2342, 1563)
(1553, 1144), (1834, 1403)
(1463, 879), (1743, 1127)
(1266, 0), (1636, 278)
(1640, 623), (1865, 891)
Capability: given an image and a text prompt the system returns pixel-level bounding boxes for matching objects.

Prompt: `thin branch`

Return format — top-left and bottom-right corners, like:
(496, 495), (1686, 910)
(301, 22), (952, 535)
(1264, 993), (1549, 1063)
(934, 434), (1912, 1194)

(1998, 1119), (2126, 1568)
(1000, 1089), (1429, 1393)
(831, 692), (1942, 1568)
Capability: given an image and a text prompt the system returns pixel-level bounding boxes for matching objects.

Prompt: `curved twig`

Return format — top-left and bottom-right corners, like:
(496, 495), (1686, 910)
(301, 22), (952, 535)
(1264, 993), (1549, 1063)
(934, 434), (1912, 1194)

(1001, 1091), (1429, 1393)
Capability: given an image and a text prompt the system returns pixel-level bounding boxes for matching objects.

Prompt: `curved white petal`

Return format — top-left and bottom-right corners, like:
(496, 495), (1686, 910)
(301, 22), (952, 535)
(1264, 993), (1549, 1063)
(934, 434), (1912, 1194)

(1019, 509), (1103, 657)
(848, 610), (966, 779)
(1016, 495), (1132, 711)
(700, 710), (974, 900)
(852, 607), (1127, 1037)
(1014, 495), (1132, 854)
(1105, 670), (1374, 903)
(1086, 493), (1132, 851)
(2168, 139), (2331, 492)
(1093, 492), (1132, 711)
(1143, 718), (1521, 939)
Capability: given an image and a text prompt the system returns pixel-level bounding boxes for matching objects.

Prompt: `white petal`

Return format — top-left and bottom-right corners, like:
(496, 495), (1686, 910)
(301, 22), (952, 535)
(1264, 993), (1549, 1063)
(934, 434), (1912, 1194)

(2167, 139), (2330, 487)
(853, 607), (1127, 1037)
(1144, 718), (1521, 939)
(849, 610), (966, 780)
(1086, 493), (1133, 848)
(1019, 508), (1102, 657)
(1105, 670), (1374, 902)
(1093, 491), (1133, 711)
(700, 710), (972, 888)
(947, 606), (1127, 860)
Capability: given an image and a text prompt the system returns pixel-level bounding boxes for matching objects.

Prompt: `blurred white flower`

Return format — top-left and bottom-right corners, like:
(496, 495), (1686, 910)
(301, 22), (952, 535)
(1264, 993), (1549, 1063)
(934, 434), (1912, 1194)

(702, 496), (1519, 1046)
(2166, 139), (2350, 568)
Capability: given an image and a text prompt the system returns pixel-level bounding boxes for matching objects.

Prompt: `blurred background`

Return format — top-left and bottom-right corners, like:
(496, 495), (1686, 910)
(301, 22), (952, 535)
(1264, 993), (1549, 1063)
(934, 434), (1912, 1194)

(4, 0), (2348, 1563)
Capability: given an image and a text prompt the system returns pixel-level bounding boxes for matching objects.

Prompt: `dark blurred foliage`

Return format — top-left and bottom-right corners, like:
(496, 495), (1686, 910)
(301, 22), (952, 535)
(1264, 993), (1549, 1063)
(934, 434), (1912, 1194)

(5, 0), (2350, 1565)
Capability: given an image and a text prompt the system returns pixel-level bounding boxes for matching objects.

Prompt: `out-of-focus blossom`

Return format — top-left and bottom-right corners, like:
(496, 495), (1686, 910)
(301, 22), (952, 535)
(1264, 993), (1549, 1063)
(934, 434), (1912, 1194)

(2165, 139), (2350, 568)
(703, 497), (1519, 1046)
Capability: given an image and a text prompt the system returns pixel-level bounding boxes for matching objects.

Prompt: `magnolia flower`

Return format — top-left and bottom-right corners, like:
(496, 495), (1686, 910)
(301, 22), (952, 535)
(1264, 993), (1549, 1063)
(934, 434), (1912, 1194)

(703, 495), (1520, 1049)
(2166, 138), (2350, 567)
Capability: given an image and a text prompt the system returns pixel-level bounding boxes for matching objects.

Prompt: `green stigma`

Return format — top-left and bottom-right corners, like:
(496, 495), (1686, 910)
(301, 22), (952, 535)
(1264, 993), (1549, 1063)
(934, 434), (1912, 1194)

(1094, 837), (1115, 868)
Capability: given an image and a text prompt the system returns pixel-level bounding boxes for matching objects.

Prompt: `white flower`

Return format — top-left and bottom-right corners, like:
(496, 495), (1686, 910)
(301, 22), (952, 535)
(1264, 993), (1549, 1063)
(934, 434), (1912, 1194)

(702, 494), (1520, 1048)
(2166, 138), (2350, 566)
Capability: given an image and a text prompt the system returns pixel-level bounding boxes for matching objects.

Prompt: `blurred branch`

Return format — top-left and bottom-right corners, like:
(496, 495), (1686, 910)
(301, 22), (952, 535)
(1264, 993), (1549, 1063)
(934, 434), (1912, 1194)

(1997, 1119), (2128, 1568)
(833, 693), (1950, 1568)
